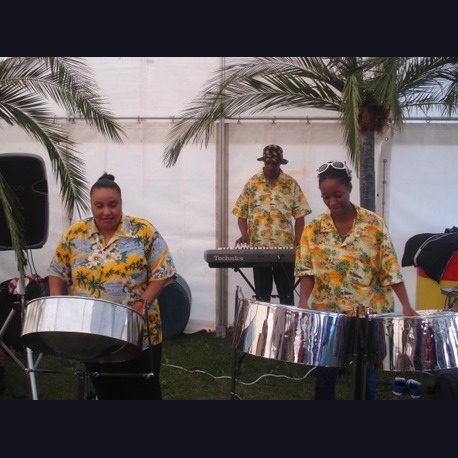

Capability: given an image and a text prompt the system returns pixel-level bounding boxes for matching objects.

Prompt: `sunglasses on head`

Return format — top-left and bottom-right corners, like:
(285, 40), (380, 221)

(317, 161), (351, 177)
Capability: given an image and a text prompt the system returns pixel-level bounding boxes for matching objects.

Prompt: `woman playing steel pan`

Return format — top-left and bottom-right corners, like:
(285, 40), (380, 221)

(294, 160), (417, 400)
(48, 173), (176, 400)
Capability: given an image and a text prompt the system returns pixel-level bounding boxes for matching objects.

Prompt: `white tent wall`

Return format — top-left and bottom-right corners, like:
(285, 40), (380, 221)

(1, 57), (457, 336)
(386, 123), (458, 308)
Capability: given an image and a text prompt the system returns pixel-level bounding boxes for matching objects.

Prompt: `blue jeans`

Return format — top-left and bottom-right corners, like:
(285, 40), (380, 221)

(314, 366), (377, 400)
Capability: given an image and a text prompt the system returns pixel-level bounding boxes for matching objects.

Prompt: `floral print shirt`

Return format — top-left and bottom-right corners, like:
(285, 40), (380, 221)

(48, 214), (176, 347)
(232, 169), (312, 247)
(294, 205), (403, 314)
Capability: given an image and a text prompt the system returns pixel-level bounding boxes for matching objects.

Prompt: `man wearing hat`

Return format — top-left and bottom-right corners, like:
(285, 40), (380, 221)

(232, 144), (312, 305)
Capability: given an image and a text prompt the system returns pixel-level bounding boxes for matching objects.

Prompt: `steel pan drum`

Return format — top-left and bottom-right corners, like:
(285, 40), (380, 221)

(368, 309), (458, 372)
(232, 298), (354, 368)
(20, 296), (144, 363)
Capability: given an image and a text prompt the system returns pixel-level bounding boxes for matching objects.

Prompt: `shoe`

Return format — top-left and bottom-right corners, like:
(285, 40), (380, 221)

(392, 377), (406, 396)
(406, 379), (422, 399)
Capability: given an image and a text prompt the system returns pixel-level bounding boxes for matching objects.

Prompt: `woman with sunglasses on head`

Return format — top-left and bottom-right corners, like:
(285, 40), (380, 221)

(294, 160), (417, 400)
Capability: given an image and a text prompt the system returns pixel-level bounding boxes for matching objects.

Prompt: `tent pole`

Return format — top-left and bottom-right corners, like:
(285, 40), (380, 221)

(215, 57), (228, 338)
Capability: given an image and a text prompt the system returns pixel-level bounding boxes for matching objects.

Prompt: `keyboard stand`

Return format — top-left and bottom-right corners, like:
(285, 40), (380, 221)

(233, 267), (301, 303)
(233, 267), (256, 295)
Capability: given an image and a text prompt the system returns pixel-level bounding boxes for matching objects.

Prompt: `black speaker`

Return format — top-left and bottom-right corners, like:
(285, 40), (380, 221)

(158, 273), (192, 340)
(0, 153), (49, 250)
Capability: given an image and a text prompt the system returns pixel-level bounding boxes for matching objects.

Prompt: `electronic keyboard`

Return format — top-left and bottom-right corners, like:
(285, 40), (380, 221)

(204, 247), (296, 268)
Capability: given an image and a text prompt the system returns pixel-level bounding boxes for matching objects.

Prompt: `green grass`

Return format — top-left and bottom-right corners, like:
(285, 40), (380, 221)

(0, 330), (439, 401)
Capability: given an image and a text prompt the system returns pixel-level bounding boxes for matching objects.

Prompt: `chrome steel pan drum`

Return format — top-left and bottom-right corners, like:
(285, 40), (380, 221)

(21, 296), (144, 363)
(232, 298), (354, 368)
(369, 309), (458, 372)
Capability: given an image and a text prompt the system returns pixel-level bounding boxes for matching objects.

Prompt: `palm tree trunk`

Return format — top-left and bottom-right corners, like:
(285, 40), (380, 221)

(359, 130), (376, 211)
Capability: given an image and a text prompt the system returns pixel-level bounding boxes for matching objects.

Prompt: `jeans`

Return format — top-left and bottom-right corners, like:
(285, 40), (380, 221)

(314, 366), (377, 400)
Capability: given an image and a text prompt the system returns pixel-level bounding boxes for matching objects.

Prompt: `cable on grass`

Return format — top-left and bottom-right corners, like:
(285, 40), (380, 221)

(236, 365), (316, 386)
(163, 363), (316, 385)
(163, 364), (231, 380)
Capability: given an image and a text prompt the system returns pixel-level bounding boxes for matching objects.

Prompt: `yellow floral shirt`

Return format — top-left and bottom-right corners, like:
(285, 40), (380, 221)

(294, 205), (403, 314)
(48, 214), (176, 346)
(232, 169), (312, 247)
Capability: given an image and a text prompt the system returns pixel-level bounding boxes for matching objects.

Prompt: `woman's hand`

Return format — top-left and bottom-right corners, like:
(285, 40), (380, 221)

(297, 297), (312, 309)
(402, 304), (419, 316)
(132, 299), (147, 316)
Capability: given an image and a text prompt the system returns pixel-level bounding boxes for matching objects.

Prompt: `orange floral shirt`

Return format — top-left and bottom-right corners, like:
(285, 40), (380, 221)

(294, 205), (403, 314)
(232, 169), (311, 247)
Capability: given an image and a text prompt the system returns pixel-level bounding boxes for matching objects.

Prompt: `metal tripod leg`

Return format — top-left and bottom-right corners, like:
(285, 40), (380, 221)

(16, 271), (40, 400)
(0, 308), (27, 369)
(25, 347), (39, 400)
(0, 302), (40, 399)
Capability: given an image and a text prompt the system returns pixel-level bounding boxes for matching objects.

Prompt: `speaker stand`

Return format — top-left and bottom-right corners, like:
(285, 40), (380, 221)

(18, 266), (41, 399)
(0, 257), (40, 399)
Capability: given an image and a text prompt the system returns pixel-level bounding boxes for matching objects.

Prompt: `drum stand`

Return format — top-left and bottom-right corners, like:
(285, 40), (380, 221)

(350, 306), (373, 400)
(230, 286), (245, 400)
(0, 257), (40, 400)
(74, 306), (155, 400)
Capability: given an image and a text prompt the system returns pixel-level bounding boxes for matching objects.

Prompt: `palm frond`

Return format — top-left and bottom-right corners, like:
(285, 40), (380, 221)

(367, 57), (458, 119)
(0, 57), (125, 143)
(0, 173), (26, 267)
(0, 86), (89, 214)
(163, 57), (347, 166)
(341, 74), (362, 171)
(0, 56), (125, 274)
(162, 56), (458, 212)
